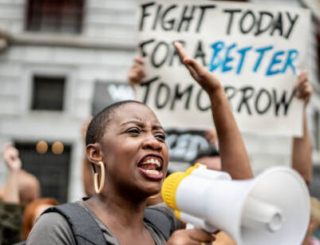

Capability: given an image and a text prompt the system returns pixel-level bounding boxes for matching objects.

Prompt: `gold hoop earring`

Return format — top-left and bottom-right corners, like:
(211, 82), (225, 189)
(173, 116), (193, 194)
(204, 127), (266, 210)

(94, 161), (105, 194)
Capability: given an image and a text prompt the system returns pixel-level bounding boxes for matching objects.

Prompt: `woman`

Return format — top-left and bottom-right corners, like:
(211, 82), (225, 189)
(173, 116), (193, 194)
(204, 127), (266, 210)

(26, 43), (252, 245)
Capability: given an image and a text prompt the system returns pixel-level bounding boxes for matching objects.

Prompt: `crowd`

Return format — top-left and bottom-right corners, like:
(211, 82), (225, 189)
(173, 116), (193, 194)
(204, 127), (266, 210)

(0, 43), (319, 245)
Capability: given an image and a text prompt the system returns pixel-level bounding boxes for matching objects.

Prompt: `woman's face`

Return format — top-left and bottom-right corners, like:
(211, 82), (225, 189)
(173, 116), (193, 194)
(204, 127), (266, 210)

(100, 103), (169, 198)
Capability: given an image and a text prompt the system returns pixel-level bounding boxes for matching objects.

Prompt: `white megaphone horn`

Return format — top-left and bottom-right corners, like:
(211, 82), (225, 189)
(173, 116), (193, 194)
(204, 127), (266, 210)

(161, 164), (310, 245)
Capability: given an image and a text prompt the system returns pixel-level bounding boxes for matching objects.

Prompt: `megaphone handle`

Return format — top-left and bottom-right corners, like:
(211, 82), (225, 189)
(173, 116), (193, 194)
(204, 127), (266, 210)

(180, 212), (217, 233)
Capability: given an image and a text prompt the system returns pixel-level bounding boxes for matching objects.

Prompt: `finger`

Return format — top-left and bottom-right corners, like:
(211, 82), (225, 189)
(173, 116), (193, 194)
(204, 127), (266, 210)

(300, 85), (313, 103)
(137, 66), (146, 78)
(185, 61), (200, 81)
(188, 229), (214, 243)
(295, 79), (310, 97)
(299, 70), (308, 82)
(174, 42), (188, 62)
(295, 70), (308, 89)
(184, 58), (213, 83)
(173, 42), (208, 81)
(129, 69), (145, 83)
(298, 83), (312, 98)
(134, 57), (144, 65)
(2, 142), (13, 152)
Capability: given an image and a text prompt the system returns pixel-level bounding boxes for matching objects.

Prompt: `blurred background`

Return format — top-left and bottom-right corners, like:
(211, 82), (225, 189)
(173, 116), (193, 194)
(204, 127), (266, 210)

(0, 0), (319, 204)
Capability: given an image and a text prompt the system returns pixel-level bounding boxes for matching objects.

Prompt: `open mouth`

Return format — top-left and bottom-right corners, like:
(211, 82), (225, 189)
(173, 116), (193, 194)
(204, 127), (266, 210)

(137, 155), (163, 178)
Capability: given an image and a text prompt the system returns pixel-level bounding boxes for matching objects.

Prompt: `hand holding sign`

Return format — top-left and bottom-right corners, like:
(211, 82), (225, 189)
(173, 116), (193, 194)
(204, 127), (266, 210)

(295, 71), (313, 106)
(174, 42), (222, 94)
(128, 57), (146, 88)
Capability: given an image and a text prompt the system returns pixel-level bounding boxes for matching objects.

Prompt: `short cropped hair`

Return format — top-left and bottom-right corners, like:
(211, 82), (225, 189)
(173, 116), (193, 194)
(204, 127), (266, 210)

(86, 100), (144, 145)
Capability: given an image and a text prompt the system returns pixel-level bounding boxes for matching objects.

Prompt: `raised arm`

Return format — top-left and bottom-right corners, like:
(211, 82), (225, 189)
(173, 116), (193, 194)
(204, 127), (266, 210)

(0, 144), (22, 245)
(1, 143), (21, 204)
(292, 71), (313, 185)
(174, 42), (253, 179)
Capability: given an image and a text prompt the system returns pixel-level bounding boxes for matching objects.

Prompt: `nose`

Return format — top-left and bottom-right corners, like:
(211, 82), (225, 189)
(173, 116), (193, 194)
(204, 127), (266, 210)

(142, 135), (162, 152)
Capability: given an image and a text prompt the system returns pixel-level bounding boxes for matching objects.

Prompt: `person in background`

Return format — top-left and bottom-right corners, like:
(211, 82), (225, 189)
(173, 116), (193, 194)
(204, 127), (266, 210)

(0, 143), (40, 245)
(21, 198), (59, 241)
(0, 143), (23, 245)
(0, 145), (40, 207)
(291, 70), (313, 185)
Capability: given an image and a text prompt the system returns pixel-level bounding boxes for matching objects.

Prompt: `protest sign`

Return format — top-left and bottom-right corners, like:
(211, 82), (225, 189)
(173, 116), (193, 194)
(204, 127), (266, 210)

(135, 0), (310, 136)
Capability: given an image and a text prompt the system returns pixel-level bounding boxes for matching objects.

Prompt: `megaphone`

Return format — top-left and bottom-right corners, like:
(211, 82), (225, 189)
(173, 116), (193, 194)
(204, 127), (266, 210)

(162, 164), (310, 245)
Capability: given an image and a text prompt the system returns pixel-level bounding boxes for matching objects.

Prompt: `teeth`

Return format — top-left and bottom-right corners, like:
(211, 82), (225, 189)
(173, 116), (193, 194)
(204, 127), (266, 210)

(145, 169), (160, 175)
(143, 158), (161, 167)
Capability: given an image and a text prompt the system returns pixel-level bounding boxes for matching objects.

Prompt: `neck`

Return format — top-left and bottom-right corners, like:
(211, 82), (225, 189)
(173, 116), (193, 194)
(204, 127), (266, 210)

(86, 190), (147, 230)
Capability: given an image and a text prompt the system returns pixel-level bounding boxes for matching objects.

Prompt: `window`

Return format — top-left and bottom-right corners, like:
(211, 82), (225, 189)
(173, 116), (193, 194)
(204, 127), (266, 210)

(31, 75), (65, 111)
(26, 0), (84, 34)
(15, 141), (71, 203)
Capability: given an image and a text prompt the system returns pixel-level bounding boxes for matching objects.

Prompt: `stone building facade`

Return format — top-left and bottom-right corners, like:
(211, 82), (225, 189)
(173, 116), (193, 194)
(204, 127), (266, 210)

(0, 0), (319, 202)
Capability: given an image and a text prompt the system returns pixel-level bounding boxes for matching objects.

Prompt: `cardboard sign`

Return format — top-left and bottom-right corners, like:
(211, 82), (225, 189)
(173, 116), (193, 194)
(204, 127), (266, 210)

(135, 0), (310, 136)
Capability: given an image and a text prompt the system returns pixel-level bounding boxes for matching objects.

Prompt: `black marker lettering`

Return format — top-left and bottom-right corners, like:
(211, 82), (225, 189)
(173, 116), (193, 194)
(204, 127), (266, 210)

(170, 84), (194, 110)
(139, 39), (155, 57)
(224, 9), (241, 35)
(270, 13), (283, 37)
(193, 40), (207, 67)
(255, 89), (272, 114)
(177, 5), (196, 32)
(273, 89), (295, 116)
(156, 83), (171, 109)
(285, 12), (299, 39)
(237, 86), (254, 115)
(196, 89), (210, 111)
(140, 2), (155, 31)
(161, 5), (178, 31)
(240, 10), (256, 34)
(255, 11), (274, 36)
(151, 41), (170, 68)
(196, 5), (216, 32)
(141, 76), (159, 104)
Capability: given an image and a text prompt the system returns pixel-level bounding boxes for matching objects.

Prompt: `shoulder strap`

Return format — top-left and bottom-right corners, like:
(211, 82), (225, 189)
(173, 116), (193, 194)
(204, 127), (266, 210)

(43, 203), (106, 245)
(144, 208), (172, 241)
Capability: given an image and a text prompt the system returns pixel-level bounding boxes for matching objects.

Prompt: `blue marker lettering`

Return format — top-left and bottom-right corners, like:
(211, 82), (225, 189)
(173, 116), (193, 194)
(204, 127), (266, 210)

(237, 46), (252, 74)
(282, 50), (298, 75)
(254, 46), (273, 73)
(209, 41), (225, 72)
(266, 50), (285, 76)
(222, 43), (236, 73)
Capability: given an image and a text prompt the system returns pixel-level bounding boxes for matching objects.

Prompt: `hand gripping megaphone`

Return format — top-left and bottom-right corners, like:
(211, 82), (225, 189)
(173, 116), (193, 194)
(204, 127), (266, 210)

(161, 164), (310, 245)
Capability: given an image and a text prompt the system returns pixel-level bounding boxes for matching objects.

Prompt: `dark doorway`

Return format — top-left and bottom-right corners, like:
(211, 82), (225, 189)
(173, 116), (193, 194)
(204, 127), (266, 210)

(15, 141), (71, 204)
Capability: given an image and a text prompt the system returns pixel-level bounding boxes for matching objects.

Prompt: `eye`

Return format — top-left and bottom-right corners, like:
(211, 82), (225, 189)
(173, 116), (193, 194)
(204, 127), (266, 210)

(127, 128), (140, 135)
(155, 133), (166, 142)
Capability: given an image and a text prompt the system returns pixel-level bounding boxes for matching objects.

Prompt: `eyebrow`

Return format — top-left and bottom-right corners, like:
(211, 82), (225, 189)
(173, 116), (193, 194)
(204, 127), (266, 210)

(121, 120), (165, 131)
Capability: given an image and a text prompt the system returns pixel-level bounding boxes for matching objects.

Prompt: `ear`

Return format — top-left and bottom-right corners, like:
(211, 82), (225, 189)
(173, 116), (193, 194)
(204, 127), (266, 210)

(86, 143), (104, 166)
